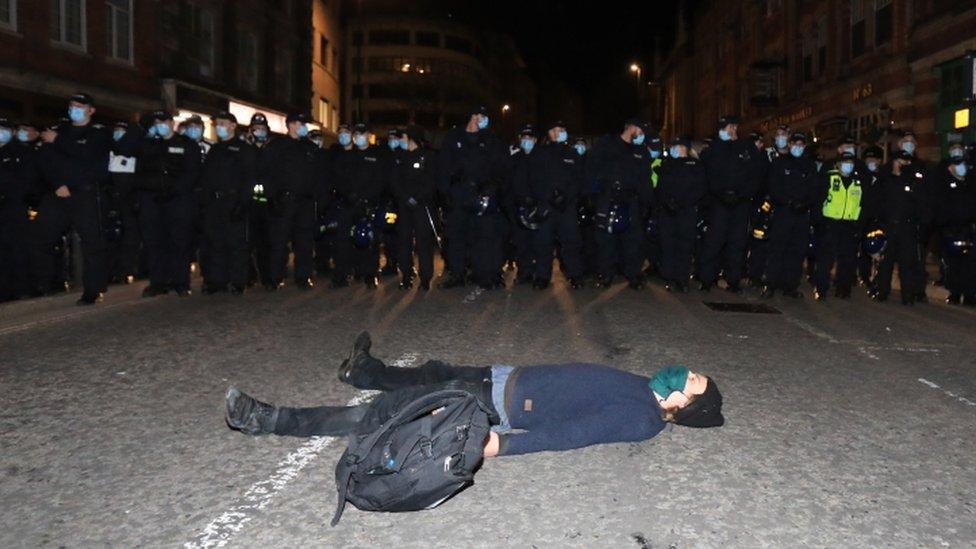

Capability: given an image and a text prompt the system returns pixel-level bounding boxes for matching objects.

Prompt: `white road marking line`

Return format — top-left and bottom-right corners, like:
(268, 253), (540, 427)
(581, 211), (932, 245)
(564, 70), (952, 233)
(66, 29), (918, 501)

(462, 287), (484, 304)
(857, 347), (880, 361)
(918, 378), (976, 407)
(185, 353), (417, 548)
(0, 299), (146, 336)
(783, 316), (839, 344)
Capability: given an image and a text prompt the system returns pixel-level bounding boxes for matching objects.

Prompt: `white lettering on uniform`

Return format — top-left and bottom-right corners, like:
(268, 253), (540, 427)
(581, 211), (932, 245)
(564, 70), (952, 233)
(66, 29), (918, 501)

(168, 147), (185, 153)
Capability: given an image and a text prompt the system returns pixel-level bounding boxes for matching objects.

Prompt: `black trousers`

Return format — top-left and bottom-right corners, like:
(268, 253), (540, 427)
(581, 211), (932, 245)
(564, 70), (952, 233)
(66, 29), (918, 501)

(943, 227), (976, 295)
(269, 197), (315, 283)
(533, 206), (583, 282)
(659, 207), (698, 283)
(333, 207), (381, 281)
(0, 212), (31, 300)
(31, 190), (108, 296)
(248, 203), (273, 286)
(698, 200), (751, 286)
(396, 203), (435, 282)
(273, 359), (495, 437)
(204, 200), (249, 288)
(139, 192), (193, 289)
(875, 222), (923, 297)
(596, 222), (643, 281)
(509, 216), (535, 280)
(814, 220), (860, 293)
(763, 209), (810, 292)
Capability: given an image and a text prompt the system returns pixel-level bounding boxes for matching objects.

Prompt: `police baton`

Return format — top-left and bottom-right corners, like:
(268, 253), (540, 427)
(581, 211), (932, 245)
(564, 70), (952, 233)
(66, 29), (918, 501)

(424, 206), (443, 250)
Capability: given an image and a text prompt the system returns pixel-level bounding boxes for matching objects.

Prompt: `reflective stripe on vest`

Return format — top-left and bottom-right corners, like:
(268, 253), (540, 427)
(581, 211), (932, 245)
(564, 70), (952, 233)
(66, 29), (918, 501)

(822, 171), (862, 221)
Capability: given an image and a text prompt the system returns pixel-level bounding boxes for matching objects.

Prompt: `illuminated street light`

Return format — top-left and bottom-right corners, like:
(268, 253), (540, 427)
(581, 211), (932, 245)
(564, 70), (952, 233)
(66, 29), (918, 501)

(502, 104), (511, 113)
(630, 63), (640, 73)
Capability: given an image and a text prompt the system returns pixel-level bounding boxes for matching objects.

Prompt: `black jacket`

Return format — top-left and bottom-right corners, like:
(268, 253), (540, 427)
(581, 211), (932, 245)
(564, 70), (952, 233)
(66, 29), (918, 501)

(934, 168), (976, 229)
(331, 145), (389, 207)
(436, 127), (510, 204)
(261, 135), (318, 198)
(767, 154), (820, 211)
(528, 141), (584, 210)
(656, 156), (707, 211)
(391, 147), (436, 207)
(876, 162), (932, 225)
(700, 138), (760, 202)
(199, 137), (257, 212)
(584, 135), (652, 209)
(47, 122), (112, 192)
(134, 134), (201, 197)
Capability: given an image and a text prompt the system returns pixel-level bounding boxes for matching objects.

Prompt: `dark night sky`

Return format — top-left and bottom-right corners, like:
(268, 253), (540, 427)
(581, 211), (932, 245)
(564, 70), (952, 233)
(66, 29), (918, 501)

(446, 2), (679, 133)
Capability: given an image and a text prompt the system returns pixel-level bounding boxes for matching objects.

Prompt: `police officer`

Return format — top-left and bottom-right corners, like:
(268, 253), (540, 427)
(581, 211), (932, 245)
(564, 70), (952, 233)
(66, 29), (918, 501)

(656, 137), (707, 292)
(697, 115), (760, 293)
(0, 119), (38, 300)
(585, 118), (653, 289)
(747, 127), (786, 287)
(330, 123), (389, 288)
(762, 132), (818, 299)
(316, 124), (354, 278)
(199, 112), (255, 295)
(436, 106), (510, 289)
(508, 124), (540, 284)
(308, 129), (332, 276)
(871, 150), (932, 305)
(36, 93), (113, 305)
(262, 113), (318, 290)
(378, 128), (401, 278)
(181, 114), (211, 284)
(934, 154), (976, 305)
(812, 151), (871, 301)
(131, 110), (201, 297)
(245, 113), (273, 288)
(857, 146), (885, 287)
(643, 133), (665, 278)
(528, 120), (585, 289)
(390, 125), (436, 290)
(106, 120), (143, 284)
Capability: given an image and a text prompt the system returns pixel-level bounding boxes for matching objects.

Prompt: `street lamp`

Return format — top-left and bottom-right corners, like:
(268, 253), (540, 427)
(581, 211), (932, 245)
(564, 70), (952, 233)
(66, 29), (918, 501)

(630, 63), (643, 102)
(501, 104), (511, 113)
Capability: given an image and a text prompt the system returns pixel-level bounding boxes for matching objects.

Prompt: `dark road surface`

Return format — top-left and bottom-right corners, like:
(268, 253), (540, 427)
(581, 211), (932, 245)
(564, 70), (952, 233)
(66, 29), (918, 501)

(1, 271), (974, 548)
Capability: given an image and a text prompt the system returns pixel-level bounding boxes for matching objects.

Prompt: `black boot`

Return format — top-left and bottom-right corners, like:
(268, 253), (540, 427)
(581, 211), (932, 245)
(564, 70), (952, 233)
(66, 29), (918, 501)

(947, 292), (961, 305)
(337, 331), (374, 387)
(225, 387), (279, 435)
(438, 272), (465, 289)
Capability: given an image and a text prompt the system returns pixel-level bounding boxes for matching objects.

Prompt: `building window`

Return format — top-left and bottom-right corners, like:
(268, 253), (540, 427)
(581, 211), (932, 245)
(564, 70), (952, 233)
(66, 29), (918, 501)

(332, 48), (339, 74)
(351, 30), (363, 46)
(875, 0), (893, 45)
(50, 0), (86, 49)
(444, 35), (472, 55)
(106, 0), (132, 62)
(275, 48), (292, 103)
(238, 32), (260, 92)
(416, 31), (439, 47)
(351, 56), (363, 74)
(851, 0), (867, 59)
(0, 0), (17, 31)
(369, 29), (409, 45)
(188, 3), (215, 77)
(318, 33), (329, 67)
(352, 84), (364, 99)
(331, 106), (337, 131)
(318, 97), (330, 126)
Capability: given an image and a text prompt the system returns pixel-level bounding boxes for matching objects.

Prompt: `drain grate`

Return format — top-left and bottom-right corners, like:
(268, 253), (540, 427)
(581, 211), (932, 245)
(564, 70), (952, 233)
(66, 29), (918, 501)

(703, 301), (781, 314)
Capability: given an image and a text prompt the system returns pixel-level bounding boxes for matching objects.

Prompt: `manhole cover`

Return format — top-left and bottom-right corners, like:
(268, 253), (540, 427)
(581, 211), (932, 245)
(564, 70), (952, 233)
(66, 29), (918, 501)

(703, 302), (781, 314)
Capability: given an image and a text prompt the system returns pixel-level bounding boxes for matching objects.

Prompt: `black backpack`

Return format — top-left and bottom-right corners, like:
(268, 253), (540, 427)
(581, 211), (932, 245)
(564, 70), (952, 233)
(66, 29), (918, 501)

(330, 389), (491, 526)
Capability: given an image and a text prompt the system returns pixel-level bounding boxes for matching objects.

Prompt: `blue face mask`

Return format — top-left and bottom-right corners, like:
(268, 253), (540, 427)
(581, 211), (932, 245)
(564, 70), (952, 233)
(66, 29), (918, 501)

(388, 138), (399, 151)
(399, 138), (410, 150)
(950, 149), (964, 159)
(216, 125), (231, 140)
(839, 162), (854, 176)
(338, 133), (351, 146)
(669, 147), (681, 158)
(574, 143), (586, 156)
(955, 163), (968, 177)
(253, 129), (268, 141)
(353, 134), (368, 148)
(16, 129), (30, 143)
(867, 161), (879, 172)
(113, 129), (125, 142)
(718, 129), (732, 142)
(555, 130), (568, 143)
(790, 145), (805, 158)
(902, 141), (916, 155)
(650, 149), (661, 159)
(154, 123), (172, 138)
(477, 116), (489, 130)
(68, 106), (87, 123)
(633, 133), (645, 146)
(296, 125), (309, 138)
(185, 126), (203, 141)
(520, 138), (535, 154)
(0, 128), (11, 145)
(775, 136), (788, 149)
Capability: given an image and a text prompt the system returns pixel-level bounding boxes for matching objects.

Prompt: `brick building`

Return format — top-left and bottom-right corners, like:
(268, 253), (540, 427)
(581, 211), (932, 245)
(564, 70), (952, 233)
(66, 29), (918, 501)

(0, 0), (324, 138)
(656, 0), (976, 163)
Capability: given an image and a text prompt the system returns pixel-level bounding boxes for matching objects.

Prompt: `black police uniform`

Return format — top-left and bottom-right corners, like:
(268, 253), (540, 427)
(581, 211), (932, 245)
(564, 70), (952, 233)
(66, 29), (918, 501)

(0, 137), (41, 300)
(857, 159), (884, 285)
(313, 143), (335, 276)
(247, 136), (273, 287)
(437, 125), (510, 287)
(763, 152), (819, 295)
(746, 147), (782, 285)
(36, 120), (113, 301)
(812, 165), (873, 298)
(698, 138), (761, 290)
(330, 143), (389, 287)
(391, 146), (437, 287)
(188, 135), (212, 287)
(585, 134), (653, 286)
(655, 155), (707, 289)
(934, 165), (976, 303)
(262, 134), (318, 287)
(132, 131), (201, 293)
(107, 125), (144, 282)
(508, 146), (541, 283)
(201, 135), (256, 292)
(529, 140), (584, 286)
(873, 161), (932, 304)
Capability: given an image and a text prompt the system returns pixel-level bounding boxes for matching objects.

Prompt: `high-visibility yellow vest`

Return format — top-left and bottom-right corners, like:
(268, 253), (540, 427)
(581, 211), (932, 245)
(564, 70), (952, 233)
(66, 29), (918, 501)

(822, 170), (862, 221)
(650, 157), (662, 188)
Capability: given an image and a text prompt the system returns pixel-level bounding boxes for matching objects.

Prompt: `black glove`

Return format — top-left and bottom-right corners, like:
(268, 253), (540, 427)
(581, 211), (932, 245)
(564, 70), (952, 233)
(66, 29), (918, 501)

(719, 190), (739, 206)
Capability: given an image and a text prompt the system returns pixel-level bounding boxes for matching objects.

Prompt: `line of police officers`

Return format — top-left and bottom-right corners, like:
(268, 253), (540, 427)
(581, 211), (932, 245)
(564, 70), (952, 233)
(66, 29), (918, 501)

(2, 94), (975, 307)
